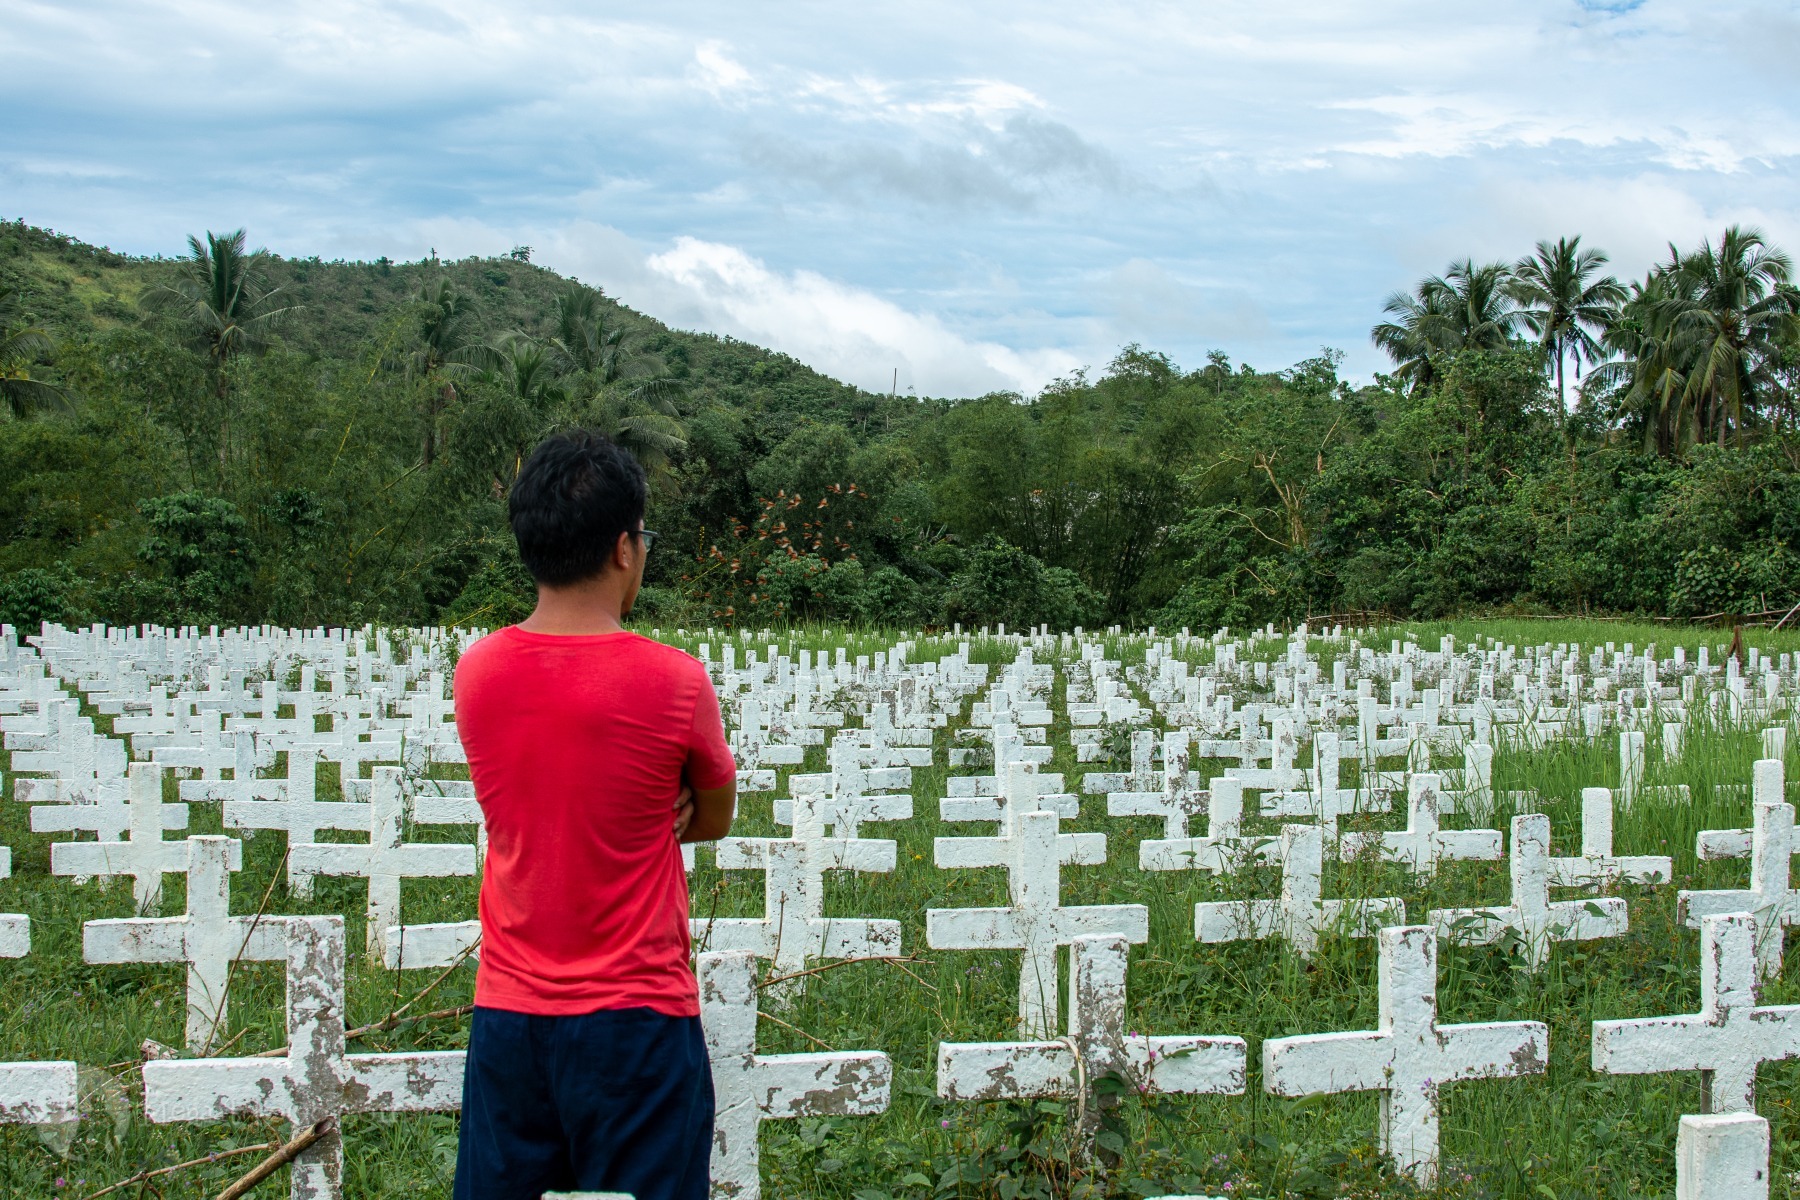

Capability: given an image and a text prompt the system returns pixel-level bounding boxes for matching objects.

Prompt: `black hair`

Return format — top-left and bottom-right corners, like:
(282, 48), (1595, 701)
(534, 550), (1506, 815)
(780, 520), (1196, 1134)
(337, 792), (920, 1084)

(508, 429), (647, 586)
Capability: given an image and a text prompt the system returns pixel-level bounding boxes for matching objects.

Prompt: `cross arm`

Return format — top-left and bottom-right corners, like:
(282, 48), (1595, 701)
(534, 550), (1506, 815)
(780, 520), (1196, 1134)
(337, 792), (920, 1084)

(1592, 1014), (1717, 1077)
(346, 1051), (465, 1113)
(143, 1058), (294, 1121)
(0, 1062), (78, 1123)
(84, 918), (187, 963)
(1262, 1030), (1392, 1097)
(751, 1051), (892, 1117)
(1434, 1019), (1548, 1082)
(937, 1041), (1070, 1101)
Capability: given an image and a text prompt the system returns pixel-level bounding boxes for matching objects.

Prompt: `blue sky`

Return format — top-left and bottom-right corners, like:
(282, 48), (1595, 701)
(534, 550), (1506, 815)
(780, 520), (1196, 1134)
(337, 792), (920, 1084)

(5, 2), (1799, 396)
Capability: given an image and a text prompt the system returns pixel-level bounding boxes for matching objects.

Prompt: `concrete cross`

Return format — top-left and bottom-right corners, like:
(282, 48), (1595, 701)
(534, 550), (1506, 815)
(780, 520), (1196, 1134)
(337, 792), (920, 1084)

(1681, 763), (1799, 979)
(1431, 813), (1628, 969)
(1693, 759), (1786, 863)
(1196, 824), (1403, 958)
(1677, 1113), (1770, 1200)
(50, 763), (234, 913)
(0, 1050), (77, 1127)
(29, 773), (188, 844)
(1592, 912), (1800, 1114)
(0, 914), (24, 958)
(1338, 773), (1502, 879)
(942, 760), (1078, 830)
(937, 934), (1244, 1157)
(1548, 788), (1671, 889)
(175, 728), (269, 802)
(1104, 731), (1203, 839)
(927, 808), (1148, 1038)
(1262, 925), (1548, 1188)
(693, 788), (901, 980)
(701, 949), (891, 1200)
(143, 916), (463, 1200)
(289, 767), (477, 961)
(773, 740), (912, 838)
(84, 835), (287, 1052)
(223, 748), (372, 897)
(1081, 729), (1160, 795)
(1140, 776), (1281, 875)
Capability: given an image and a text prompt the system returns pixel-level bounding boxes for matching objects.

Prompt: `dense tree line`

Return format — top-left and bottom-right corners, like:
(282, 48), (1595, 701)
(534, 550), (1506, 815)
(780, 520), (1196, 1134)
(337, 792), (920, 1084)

(0, 219), (1796, 635)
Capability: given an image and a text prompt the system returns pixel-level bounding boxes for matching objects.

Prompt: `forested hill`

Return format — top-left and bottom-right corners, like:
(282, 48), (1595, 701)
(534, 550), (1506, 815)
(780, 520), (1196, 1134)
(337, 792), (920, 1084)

(2, 218), (1797, 635)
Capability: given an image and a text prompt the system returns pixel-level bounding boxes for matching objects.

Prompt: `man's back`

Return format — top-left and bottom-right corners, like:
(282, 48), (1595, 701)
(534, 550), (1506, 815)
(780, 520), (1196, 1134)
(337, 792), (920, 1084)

(456, 626), (735, 1016)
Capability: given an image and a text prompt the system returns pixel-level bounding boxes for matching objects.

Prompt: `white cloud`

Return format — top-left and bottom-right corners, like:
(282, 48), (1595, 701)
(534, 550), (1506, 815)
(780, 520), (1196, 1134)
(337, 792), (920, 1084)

(532, 224), (1079, 396)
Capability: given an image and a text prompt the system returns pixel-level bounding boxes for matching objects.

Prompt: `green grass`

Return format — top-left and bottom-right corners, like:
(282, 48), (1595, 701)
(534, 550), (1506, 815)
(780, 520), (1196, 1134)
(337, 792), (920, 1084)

(2, 619), (1797, 1199)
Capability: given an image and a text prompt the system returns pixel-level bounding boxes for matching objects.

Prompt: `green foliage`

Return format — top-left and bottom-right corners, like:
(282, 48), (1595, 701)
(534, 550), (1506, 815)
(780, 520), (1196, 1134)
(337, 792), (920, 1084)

(135, 491), (255, 624)
(2, 218), (1799, 634)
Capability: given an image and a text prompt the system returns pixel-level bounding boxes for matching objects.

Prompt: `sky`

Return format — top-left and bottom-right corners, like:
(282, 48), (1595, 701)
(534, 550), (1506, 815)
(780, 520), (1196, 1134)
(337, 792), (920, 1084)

(4, 2), (1799, 397)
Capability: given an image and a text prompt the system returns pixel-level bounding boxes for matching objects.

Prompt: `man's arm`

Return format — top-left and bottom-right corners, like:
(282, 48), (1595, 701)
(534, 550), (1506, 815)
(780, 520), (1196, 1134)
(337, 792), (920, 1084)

(676, 780), (735, 843)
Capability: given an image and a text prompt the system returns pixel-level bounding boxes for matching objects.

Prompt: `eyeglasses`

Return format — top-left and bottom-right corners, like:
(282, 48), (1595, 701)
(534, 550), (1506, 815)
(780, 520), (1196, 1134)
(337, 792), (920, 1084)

(634, 528), (659, 554)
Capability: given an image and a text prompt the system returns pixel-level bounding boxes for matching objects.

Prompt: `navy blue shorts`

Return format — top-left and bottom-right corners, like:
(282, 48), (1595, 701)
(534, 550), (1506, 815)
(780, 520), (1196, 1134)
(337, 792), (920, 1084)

(454, 1005), (714, 1200)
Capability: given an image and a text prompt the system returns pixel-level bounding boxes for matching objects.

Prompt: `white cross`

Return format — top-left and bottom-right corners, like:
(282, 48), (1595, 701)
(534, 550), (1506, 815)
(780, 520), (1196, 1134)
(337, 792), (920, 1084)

(937, 934), (1244, 1156)
(927, 808), (1148, 1038)
(29, 773), (188, 843)
(1140, 776), (1280, 875)
(1548, 787), (1671, 888)
(1694, 758), (1786, 863)
(1104, 731), (1202, 839)
(693, 788), (901, 980)
(1196, 824), (1403, 958)
(1262, 924), (1548, 1188)
(1081, 729), (1160, 794)
(1592, 912), (1800, 1114)
(143, 916), (463, 1200)
(289, 766), (477, 960)
(83, 835), (287, 1052)
(175, 728), (268, 802)
(701, 949), (891, 1200)
(1676, 1113), (1770, 1200)
(773, 741), (912, 838)
(1337, 773), (1502, 879)
(406, 777), (486, 864)
(50, 763), (233, 913)
(1681, 762), (1799, 979)
(1432, 813), (1627, 969)
(222, 748), (372, 897)
(941, 760), (1078, 831)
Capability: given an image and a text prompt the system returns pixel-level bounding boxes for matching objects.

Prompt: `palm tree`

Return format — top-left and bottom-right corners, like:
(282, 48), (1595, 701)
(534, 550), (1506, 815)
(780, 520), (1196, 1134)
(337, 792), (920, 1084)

(1658, 226), (1798, 446)
(1510, 236), (1625, 408)
(549, 282), (689, 472)
(0, 285), (68, 418)
(467, 333), (565, 409)
(140, 229), (299, 470)
(140, 229), (297, 379)
(1372, 260), (1520, 388)
(410, 280), (479, 466)
(1596, 273), (1688, 454)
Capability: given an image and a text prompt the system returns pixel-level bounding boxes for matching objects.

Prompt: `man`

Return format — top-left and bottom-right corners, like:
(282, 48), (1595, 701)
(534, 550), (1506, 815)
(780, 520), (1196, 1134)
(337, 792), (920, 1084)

(453, 429), (736, 1200)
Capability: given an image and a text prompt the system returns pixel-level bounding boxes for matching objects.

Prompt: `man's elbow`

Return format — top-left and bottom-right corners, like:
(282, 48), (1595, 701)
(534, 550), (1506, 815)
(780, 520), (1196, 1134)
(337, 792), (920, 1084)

(682, 786), (736, 843)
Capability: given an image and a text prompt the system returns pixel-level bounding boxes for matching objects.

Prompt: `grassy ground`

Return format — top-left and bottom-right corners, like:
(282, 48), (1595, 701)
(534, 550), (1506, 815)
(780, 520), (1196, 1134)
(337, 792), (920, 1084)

(1, 619), (1797, 1199)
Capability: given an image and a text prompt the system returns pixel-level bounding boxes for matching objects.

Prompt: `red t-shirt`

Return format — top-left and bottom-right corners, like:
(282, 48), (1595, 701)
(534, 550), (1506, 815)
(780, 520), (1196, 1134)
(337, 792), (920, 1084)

(454, 626), (735, 1016)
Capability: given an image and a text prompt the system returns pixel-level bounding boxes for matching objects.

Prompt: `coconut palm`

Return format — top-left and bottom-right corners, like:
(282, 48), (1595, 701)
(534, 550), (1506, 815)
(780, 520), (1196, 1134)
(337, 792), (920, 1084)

(1510, 236), (1625, 408)
(410, 280), (480, 465)
(0, 284), (68, 418)
(1371, 260), (1520, 388)
(140, 229), (298, 380)
(1658, 226), (1799, 446)
(549, 282), (689, 472)
(1596, 273), (1688, 454)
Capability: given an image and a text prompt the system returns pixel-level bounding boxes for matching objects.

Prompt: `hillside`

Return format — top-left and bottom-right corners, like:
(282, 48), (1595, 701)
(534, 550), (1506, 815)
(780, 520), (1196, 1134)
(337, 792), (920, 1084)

(1, 218), (1796, 636)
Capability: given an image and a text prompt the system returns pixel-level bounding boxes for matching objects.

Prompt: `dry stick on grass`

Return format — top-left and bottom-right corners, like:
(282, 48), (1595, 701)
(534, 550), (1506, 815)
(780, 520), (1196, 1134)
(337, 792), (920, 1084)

(757, 1009), (834, 1052)
(247, 1003), (476, 1059)
(756, 955), (935, 992)
(216, 1117), (335, 1200)
(80, 1137), (282, 1200)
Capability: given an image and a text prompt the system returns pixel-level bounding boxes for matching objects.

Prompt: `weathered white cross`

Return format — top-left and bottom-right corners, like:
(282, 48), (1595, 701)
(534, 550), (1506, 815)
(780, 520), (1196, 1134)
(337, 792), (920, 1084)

(1431, 813), (1628, 969)
(0, 1046), (76, 1127)
(83, 835), (287, 1051)
(288, 766), (477, 960)
(701, 949), (891, 1200)
(937, 934), (1244, 1155)
(1104, 730), (1204, 838)
(1676, 1113), (1770, 1200)
(143, 915), (463, 1200)
(1547, 787), (1672, 888)
(927, 808), (1148, 1038)
(50, 762), (236, 912)
(1337, 773), (1503, 879)
(693, 787), (901, 980)
(1694, 759), (1786, 863)
(1196, 824), (1403, 958)
(1262, 924), (1548, 1188)
(29, 772), (188, 844)
(1139, 776), (1281, 875)
(222, 747), (373, 897)
(772, 740), (912, 838)
(941, 759), (1078, 830)
(1681, 762), (1799, 979)
(1592, 912), (1800, 1114)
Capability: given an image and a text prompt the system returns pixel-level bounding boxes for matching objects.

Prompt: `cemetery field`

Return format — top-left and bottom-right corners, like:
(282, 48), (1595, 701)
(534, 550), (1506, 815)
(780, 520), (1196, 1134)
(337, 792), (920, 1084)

(1, 618), (1799, 1199)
